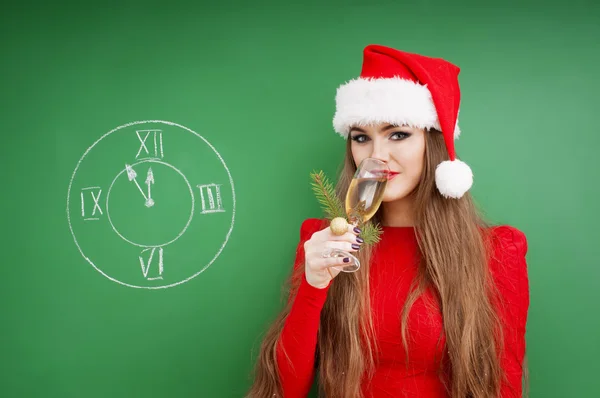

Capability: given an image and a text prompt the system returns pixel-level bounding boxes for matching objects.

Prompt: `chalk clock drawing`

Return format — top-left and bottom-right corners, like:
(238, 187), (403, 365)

(66, 120), (236, 289)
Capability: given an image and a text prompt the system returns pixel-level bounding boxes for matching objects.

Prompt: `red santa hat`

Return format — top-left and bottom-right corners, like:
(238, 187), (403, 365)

(333, 44), (473, 199)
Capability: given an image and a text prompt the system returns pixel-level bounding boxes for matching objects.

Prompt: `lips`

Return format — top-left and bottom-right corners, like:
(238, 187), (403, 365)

(374, 170), (399, 180)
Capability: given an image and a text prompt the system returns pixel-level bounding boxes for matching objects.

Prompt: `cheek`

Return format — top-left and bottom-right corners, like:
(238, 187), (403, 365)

(384, 147), (425, 200)
(399, 139), (425, 180)
(350, 145), (369, 166)
(383, 172), (421, 201)
(404, 152), (425, 181)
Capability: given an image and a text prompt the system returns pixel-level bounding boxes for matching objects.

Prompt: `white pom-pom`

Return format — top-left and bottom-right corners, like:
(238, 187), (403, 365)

(435, 159), (473, 199)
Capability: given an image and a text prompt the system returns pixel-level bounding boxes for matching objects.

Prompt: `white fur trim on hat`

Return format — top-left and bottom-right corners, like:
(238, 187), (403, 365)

(435, 159), (473, 199)
(333, 77), (460, 139)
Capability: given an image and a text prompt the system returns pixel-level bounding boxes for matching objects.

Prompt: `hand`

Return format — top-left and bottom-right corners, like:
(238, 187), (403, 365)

(303, 222), (362, 289)
(145, 168), (154, 207)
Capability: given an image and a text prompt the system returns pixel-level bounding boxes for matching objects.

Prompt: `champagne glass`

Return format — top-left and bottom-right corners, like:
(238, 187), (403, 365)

(324, 158), (389, 272)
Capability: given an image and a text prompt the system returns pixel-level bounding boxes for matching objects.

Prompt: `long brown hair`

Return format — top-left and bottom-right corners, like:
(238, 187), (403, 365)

(247, 128), (528, 397)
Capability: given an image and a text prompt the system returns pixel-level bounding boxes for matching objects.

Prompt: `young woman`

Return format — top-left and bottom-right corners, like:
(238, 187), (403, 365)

(247, 44), (529, 398)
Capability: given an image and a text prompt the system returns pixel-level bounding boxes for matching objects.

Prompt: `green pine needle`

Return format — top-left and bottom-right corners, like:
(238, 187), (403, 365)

(360, 221), (383, 246)
(309, 170), (382, 246)
(309, 170), (345, 220)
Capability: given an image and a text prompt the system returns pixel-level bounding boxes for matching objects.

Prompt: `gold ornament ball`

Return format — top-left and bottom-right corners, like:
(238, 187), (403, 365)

(330, 217), (348, 236)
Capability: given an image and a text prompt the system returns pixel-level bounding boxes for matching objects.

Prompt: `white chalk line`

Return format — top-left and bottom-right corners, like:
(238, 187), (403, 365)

(159, 132), (164, 158)
(198, 184), (224, 213)
(134, 156), (161, 161)
(158, 247), (163, 275)
(106, 159), (194, 248)
(82, 187), (103, 217)
(131, 172), (148, 201)
(138, 246), (164, 278)
(146, 168), (154, 203)
(139, 247), (155, 278)
(207, 185), (214, 209)
(90, 189), (103, 216)
(154, 132), (158, 158)
(66, 120), (236, 289)
(136, 131), (151, 158)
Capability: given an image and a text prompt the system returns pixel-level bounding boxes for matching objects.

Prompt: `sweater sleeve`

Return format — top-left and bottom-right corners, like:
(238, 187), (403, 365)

(489, 226), (530, 398)
(276, 218), (331, 398)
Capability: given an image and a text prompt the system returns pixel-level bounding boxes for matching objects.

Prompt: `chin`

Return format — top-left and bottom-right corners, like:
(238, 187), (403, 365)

(382, 188), (410, 203)
(382, 179), (418, 202)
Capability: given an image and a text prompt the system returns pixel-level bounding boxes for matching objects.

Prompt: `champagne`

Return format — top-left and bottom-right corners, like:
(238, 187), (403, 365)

(345, 176), (387, 223)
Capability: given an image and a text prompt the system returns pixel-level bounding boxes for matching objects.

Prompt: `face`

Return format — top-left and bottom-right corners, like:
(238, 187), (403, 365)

(349, 123), (426, 203)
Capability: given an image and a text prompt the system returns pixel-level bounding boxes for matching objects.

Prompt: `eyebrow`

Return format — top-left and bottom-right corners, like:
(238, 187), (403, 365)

(349, 124), (399, 134)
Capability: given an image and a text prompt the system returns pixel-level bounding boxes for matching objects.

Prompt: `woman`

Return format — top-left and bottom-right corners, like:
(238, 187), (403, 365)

(247, 44), (529, 398)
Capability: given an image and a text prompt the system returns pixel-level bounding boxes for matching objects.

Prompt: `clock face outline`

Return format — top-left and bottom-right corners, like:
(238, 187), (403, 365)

(66, 120), (236, 289)
(106, 159), (195, 248)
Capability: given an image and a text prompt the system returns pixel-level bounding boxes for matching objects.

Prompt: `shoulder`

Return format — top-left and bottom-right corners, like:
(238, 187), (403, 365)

(487, 225), (528, 259)
(485, 225), (530, 314)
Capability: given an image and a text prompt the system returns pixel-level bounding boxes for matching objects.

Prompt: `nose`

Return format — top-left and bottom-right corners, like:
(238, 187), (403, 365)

(369, 138), (390, 163)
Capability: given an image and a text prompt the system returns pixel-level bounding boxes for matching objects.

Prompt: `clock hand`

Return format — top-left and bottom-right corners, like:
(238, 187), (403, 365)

(145, 168), (155, 207)
(125, 164), (150, 205)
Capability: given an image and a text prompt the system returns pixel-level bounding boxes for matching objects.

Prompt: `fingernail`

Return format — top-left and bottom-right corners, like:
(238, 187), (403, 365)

(343, 258), (350, 263)
(352, 243), (360, 250)
(356, 237), (364, 244)
(353, 227), (361, 234)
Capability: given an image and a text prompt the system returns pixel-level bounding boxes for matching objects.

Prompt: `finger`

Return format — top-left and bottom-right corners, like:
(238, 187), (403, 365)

(326, 230), (362, 243)
(309, 256), (351, 271)
(305, 241), (358, 260)
(323, 240), (360, 253)
(349, 223), (361, 235)
(326, 267), (335, 279)
(324, 262), (345, 278)
(324, 258), (353, 277)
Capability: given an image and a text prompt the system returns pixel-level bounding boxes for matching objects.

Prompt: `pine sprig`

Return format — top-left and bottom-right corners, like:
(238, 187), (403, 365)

(309, 170), (382, 246)
(309, 170), (345, 220)
(360, 221), (383, 246)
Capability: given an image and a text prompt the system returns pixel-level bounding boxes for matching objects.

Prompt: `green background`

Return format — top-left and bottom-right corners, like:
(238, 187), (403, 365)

(2, 0), (598, 397)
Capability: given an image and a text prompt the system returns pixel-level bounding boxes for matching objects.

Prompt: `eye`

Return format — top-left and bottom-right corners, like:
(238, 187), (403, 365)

(350, 131), (411, 143)
(391, 131), (411, 140)
(350, 134), (368, 143)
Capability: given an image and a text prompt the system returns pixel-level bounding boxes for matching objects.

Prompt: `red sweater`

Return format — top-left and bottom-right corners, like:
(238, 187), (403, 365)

(276, 218), (529, 397)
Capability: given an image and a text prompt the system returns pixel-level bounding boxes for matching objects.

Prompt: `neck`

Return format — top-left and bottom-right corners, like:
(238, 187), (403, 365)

(381, 196), (415, 227)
